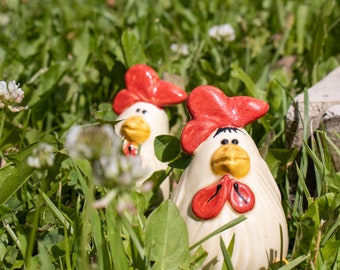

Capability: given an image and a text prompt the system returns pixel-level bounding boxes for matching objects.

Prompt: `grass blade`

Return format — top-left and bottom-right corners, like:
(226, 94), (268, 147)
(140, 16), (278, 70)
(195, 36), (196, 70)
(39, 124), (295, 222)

(106, 206), (130, 270)
(278, 254), (309, 270)
(40, 190), (72, 233)
(220, 236), (234, 270)
(190, 215), (246, 250)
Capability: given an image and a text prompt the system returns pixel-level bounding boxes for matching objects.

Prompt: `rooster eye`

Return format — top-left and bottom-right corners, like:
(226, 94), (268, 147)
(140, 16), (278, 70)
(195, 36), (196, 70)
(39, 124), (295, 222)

(136, 108), (141, 113)
(231, 139), (238, 145)
(142, 109), (147, 114)
(221, 139), (228, 145)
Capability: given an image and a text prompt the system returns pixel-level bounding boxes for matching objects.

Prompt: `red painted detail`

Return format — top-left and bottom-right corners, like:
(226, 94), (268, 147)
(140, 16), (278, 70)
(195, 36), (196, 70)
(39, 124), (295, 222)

(113, 64), (187, 114)
(191, 174), (255, 220)
(181, 86), (269, 154)
(123, 142), (139, 156)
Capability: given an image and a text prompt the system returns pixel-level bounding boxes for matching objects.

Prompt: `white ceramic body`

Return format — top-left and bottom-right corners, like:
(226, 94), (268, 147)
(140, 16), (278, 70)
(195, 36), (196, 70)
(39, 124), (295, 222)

(172, 128), (288, 269)
(115, 102), (170, 198)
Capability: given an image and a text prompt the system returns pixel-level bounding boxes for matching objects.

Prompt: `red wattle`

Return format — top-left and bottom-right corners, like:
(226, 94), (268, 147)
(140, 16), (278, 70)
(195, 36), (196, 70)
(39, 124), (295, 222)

(191, 179), (229, 220)
(229, 181), (255, 213)
(191, 175), (255, 220)
(123, 142), (138, 156)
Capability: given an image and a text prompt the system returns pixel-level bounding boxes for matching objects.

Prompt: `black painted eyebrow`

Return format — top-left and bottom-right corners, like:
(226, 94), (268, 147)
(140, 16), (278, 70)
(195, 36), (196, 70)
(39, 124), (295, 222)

(213, 127), (245, 138)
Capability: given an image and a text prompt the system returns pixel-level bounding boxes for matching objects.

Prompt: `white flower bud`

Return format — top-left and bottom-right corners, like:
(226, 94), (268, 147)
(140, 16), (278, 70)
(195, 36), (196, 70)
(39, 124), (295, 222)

(27, 143), (55, 169)
(170, 43), (189, 56)
(208, 24), (236, 42)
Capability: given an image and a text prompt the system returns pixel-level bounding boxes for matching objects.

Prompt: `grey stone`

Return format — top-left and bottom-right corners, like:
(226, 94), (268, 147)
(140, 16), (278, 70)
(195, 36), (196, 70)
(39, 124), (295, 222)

(286, 67), (340, 149)
(322, 105), (340, 171)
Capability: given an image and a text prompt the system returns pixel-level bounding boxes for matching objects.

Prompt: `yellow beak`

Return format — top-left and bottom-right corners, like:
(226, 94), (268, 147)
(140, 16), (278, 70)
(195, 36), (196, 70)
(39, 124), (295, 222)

(210, 144), (250, 178)
(121, 115), (151, 144)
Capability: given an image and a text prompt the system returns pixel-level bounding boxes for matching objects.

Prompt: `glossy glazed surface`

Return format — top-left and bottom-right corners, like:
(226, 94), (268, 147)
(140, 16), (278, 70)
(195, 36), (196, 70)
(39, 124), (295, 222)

(112, 64), (187, 198)
(172, 86), (288, 269)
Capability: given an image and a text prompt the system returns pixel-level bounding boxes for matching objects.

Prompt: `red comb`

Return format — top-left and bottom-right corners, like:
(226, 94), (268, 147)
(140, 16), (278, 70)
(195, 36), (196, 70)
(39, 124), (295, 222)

(113, 64), (187, 114)
(181, 85), (269, 154)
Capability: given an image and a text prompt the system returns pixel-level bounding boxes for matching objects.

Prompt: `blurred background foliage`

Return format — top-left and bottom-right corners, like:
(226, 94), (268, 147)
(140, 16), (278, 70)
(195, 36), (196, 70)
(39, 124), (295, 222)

(0, 0), (339, 269)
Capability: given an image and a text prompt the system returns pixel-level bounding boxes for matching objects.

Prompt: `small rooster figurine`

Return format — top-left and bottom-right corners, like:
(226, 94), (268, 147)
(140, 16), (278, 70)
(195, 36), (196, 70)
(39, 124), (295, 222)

(113, 64), (187, 199)
(172, 86), (288, 269)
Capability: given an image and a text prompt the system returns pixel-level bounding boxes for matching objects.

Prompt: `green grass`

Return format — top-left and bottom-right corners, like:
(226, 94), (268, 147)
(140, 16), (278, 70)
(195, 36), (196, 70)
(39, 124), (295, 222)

(0, 0), (340, 269)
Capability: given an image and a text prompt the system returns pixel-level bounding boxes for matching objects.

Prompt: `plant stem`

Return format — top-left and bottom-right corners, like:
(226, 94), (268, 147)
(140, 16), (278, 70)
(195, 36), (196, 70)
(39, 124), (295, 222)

(72, 160), (95, 269)
(0, 107), (7, 154)
(25, 207), (40, 269)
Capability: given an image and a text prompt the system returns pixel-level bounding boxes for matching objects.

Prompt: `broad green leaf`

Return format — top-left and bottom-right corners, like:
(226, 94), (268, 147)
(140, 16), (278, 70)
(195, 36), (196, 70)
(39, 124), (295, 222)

(121, 30), (147, 67)
(0, 161), (35, 205)
(154, 135), (181, 162)
(145, 170), (167, 188)
(144, 200), (190, 270)
(141, 170), (168, 208)
(168, 152), (192, 169)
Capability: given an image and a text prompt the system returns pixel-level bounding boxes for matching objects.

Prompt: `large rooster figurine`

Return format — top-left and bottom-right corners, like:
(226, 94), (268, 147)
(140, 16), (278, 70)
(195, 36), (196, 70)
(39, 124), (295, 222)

(172, 86), (288, 269)
(112, 64), (187, 199)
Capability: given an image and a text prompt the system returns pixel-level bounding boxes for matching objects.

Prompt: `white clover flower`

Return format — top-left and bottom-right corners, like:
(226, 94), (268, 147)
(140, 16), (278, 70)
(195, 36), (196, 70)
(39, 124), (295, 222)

(27, 143), (55, 169)
(0, 13), (10, 26)
(0, 80), (27, 112)
(96, 154), (146, 187)
(100, 155), (119, 179)
(115, 194), (136, 215)
(66, 124), (146, 188)
(208, 24), (236, 42)
(170, 43), (189, 56)
(65, 124), (116, 160)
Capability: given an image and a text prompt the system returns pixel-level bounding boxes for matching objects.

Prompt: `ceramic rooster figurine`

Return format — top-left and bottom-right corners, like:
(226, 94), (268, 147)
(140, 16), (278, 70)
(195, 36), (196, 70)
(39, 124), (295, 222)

(112, 64), (187, 199)
(172, 86), (288, 269)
